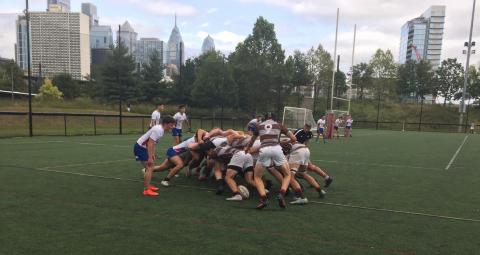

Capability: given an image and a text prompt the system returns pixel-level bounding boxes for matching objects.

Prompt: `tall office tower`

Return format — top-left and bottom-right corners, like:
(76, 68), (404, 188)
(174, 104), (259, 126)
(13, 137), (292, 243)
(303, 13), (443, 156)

(119, 21), (138, 56)
(201, 35), (215, 54)
(135, 38), (165, 68)
(81, 3), (99, 27)
(47, 0), (70, 12)
(167, 15), (185, 70)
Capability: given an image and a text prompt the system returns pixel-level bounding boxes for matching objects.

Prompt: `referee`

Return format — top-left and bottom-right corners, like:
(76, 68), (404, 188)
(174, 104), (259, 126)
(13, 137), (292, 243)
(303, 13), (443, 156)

(294, 124), (313, 145)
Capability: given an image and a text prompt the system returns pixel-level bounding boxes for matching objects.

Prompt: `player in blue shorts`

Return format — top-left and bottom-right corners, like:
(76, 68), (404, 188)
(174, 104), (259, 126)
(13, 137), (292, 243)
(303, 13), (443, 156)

(134, 116), (176, 197)
(316, 116), (326, 143)
(246, 115), (262, 135)
(172, 105), (189, 145)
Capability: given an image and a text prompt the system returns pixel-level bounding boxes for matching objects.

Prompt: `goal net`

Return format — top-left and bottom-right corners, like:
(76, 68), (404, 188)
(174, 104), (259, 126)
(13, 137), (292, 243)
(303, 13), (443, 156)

(282, 107), (317, 131)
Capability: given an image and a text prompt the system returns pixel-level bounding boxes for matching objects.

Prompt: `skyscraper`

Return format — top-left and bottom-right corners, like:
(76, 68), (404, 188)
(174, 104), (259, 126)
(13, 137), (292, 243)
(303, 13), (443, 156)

(167, 15), (184, 71)
(47, 0), (70, 12)
(16, 11), (90, 80)
(399, 6), (446, 67)
(201, 35), (215, 54)
(90, 25), (113, 49)
(119, 21), (138, 56)
(81, 3), (99, 27)
(135, 38), (165, 68)
(15, 16), (28, 71)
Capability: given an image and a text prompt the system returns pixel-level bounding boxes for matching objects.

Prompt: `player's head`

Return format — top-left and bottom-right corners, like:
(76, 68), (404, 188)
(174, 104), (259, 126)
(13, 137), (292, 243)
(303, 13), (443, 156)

(264, 112), (275, 120)
(156, 103), (164, 111)
(303, 124), (311, 132)
(161, 116), (176, 130)
(179, 105), (186, 113)
(256, 115), (262, 121)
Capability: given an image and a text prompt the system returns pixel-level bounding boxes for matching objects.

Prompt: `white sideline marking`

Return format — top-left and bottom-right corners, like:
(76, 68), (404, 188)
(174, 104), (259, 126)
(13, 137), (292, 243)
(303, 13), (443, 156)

(8, 166), (480, 223)
(76, 142), (130, 148)
(0, 140), (66, 145)
(445, 135), (469, 170)
(313, 160), (440, 171)
(309, 201), (480, 223)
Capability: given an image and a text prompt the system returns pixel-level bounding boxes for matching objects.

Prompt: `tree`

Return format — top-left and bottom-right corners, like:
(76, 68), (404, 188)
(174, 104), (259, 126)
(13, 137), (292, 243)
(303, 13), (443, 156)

(334, 71), (347, 96)
(369, 49), (397, 96)
(0, 60), (25, 93)
(191, 51), (238, 112)
(101, 42), (139, 103)
(230, 16), (287, 115)
(306, 44), (334, 113)
(434, 58), (463, 106)
(397, 60), (434, 101)
(171, 58), (196, 104)
(415, 60), (434, 100)
(352, 62), (373, 100)
(285, 50), (311, 107)
(140, 50), (165, 102)
(467, 67), (480, 107)
(37, 78), (63, 100)
(52, 73), (78, 99)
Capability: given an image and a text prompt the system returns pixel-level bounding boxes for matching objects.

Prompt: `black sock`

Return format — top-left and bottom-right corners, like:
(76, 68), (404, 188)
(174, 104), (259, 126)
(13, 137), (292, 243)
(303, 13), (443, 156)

(164, 177), (170, 182)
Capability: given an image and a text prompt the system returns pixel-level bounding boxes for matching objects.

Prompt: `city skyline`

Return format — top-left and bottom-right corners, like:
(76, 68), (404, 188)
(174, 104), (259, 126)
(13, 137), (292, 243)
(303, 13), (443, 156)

(1, 0), (480, 72)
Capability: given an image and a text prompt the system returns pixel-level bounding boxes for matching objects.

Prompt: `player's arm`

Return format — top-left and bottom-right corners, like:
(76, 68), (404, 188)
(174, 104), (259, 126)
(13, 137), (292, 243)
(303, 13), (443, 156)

(245, 131), (259, 152)
(282, 125), (297, 144)
(149, 113), (156, 127)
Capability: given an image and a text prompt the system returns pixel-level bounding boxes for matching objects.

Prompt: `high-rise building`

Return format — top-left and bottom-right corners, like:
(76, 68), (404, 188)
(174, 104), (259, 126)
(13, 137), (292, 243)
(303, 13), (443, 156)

(15, 16), (28, 71)
(135, 38), (165, 67)
(90, 25), (113, 49)
(119, 21), (137, 56)
(47, 0), (70, 12)
(15, 11), (90, 80)
(201, 35), (215, 54)
(81, 3), (99, 27)
(167, 15), (184, 71)
(399, 6), (446, 67)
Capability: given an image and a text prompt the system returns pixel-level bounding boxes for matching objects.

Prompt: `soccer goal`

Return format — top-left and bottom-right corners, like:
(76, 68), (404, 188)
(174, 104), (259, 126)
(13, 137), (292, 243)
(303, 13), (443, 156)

(282, 107), (317, 131)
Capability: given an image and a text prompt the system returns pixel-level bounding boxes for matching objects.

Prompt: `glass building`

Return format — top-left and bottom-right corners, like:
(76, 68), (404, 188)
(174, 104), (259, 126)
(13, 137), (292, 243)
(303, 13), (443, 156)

(201, 35), (215, 54)
(47, 0), (70, 12)
(81, 3), (99, 27)
(90, 25), (113, 49)
(167, 15), (185, 71)
(135, 38), (165, 67)
(399, 6), (445, 67)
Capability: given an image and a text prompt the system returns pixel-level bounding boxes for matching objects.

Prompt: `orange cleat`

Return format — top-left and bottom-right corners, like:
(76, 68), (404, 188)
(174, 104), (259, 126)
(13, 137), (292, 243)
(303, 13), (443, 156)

(143, 189), (159, 196)
(148, 185), (159, 191)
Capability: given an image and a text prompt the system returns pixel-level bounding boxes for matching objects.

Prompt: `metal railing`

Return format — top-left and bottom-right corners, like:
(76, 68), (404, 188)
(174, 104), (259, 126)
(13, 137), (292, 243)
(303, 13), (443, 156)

(0, 111), (250, 137)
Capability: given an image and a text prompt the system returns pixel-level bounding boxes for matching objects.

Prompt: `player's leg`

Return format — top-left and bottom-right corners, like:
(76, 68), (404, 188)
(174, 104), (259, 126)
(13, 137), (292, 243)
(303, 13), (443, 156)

(214, 161), (226, 195)
(297, 170), (326, 198)
(289, 166), (308, 205)
(307, 162), (333, 187)
(161, 155), (185, 186)
(272, 144), (292, 208)
(225, 169), (243, 201)
(253, 163), (268, 209)
(134, 143), (159, 196)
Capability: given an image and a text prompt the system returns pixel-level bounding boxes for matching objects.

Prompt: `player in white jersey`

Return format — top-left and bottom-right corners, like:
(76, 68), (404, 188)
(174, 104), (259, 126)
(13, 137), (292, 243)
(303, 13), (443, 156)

(316, 116), (326, 143)
(246, 115), (262, 135)
(172, 105), (189, 145)
(334, 116), (343, 139)
(344, 116), (353, 139)
(149, 103), (164, 128)
(133, 116), (176, 196)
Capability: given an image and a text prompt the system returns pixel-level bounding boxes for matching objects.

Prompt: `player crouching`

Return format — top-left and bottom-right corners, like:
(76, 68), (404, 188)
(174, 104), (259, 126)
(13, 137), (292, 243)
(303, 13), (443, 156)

(134, 116), (176, 197)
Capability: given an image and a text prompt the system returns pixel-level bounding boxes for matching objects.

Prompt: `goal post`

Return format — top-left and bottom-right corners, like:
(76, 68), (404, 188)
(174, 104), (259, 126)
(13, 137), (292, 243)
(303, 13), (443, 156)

(282, 107), (317, 131)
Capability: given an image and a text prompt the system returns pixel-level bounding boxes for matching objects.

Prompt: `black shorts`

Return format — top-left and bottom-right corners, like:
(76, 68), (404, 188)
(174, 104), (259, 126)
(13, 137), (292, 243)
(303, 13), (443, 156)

(334, 126), (338, 130)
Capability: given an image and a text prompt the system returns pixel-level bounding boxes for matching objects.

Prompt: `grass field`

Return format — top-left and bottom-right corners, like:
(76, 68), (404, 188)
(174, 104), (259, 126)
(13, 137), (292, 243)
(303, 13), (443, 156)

(1, 130), (479, 255)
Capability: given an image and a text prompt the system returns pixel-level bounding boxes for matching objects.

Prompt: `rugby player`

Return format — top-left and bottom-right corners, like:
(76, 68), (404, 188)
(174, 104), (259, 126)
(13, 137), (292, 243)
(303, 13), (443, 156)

(172, 105), (189, 145)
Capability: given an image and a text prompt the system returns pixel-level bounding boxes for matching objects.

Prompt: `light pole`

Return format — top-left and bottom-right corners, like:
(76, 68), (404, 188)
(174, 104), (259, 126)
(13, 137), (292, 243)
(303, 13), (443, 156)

(25, 0), (33, 137)
(11, 60), (14, 103)
(459, 0), (476, 132)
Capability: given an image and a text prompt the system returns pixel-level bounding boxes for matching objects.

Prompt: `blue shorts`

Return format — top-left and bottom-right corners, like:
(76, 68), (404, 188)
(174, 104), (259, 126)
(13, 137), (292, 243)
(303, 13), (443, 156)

(346, 126), (352, 130)
(166, 147), (186, 158)
(134, 143), (148, 161)
(247, 125), (257, 132)
(317, 128), (324, 134)
(172, 128), (183, 137)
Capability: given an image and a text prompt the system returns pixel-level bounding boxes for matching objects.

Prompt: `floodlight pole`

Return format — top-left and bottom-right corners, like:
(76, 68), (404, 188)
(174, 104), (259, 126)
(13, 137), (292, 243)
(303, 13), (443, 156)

(459, 0), (476, 132)
(348, 24), (357, 115)
(330, 8), (339, 111)
(26, 0), (33, 137)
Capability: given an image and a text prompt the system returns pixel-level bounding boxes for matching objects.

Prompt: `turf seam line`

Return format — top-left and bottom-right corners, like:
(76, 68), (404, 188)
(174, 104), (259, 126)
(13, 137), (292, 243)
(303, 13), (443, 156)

(445, 135), (469, 170)
(11, 166), (480, 224)
(313, 159), (440, 171)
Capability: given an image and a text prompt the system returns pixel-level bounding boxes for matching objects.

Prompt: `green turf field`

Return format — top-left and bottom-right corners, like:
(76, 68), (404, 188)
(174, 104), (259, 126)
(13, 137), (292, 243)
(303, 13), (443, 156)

(1, 130), (479, 255)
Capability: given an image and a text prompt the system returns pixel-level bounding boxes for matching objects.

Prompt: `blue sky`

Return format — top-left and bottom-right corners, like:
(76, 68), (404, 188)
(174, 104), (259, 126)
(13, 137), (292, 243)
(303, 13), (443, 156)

(1, 0), (480, 71)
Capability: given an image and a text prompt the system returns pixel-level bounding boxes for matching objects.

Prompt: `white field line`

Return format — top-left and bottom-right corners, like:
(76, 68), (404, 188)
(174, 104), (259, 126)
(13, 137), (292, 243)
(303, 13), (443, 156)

(445, 135), (469, 170)
(313, 159), (440, 171)
(0, 140), (66, 145)
(8, 165), (480, 223)
(74, 142), (130, 148)
(39, 159), (132, 170)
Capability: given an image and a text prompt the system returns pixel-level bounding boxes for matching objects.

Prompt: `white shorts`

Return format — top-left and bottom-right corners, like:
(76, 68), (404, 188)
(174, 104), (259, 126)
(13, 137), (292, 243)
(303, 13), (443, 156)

(258, 145), (287, 167)
(228, 151), (254, 173)
(288, 147), (310, 166)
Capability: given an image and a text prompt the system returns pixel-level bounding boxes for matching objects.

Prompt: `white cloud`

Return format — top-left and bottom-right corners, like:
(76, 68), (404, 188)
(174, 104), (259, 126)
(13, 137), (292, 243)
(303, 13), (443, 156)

(223, 20), (231, 26)
(141, 0), (196, 16)
(200, 22), (209, 28)
(207, 8), (218, 14)
(0, 14), (17, 59)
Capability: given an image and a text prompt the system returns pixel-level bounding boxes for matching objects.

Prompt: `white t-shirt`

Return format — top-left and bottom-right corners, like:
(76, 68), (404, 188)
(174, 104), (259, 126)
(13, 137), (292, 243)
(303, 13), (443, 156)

(137, 125), (165, 148)
(346, 119), (353, 127)
(172, 136), (195, 151)
(471, 123), (475, 130)
(334, 119), (341, 127)
(173, 112), (188, 129)
(151, 110), (161, 127)
(317, 119), (325, 128)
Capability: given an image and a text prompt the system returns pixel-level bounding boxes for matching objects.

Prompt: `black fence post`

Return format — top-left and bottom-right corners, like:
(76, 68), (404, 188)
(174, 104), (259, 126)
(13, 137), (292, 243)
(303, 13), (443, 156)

(464, 103), (470, 133)
(142, 118), (145, 133)
(64, 115), (67, 136)
(418, 98), (424, 132)
(93, 115), (97, 136)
